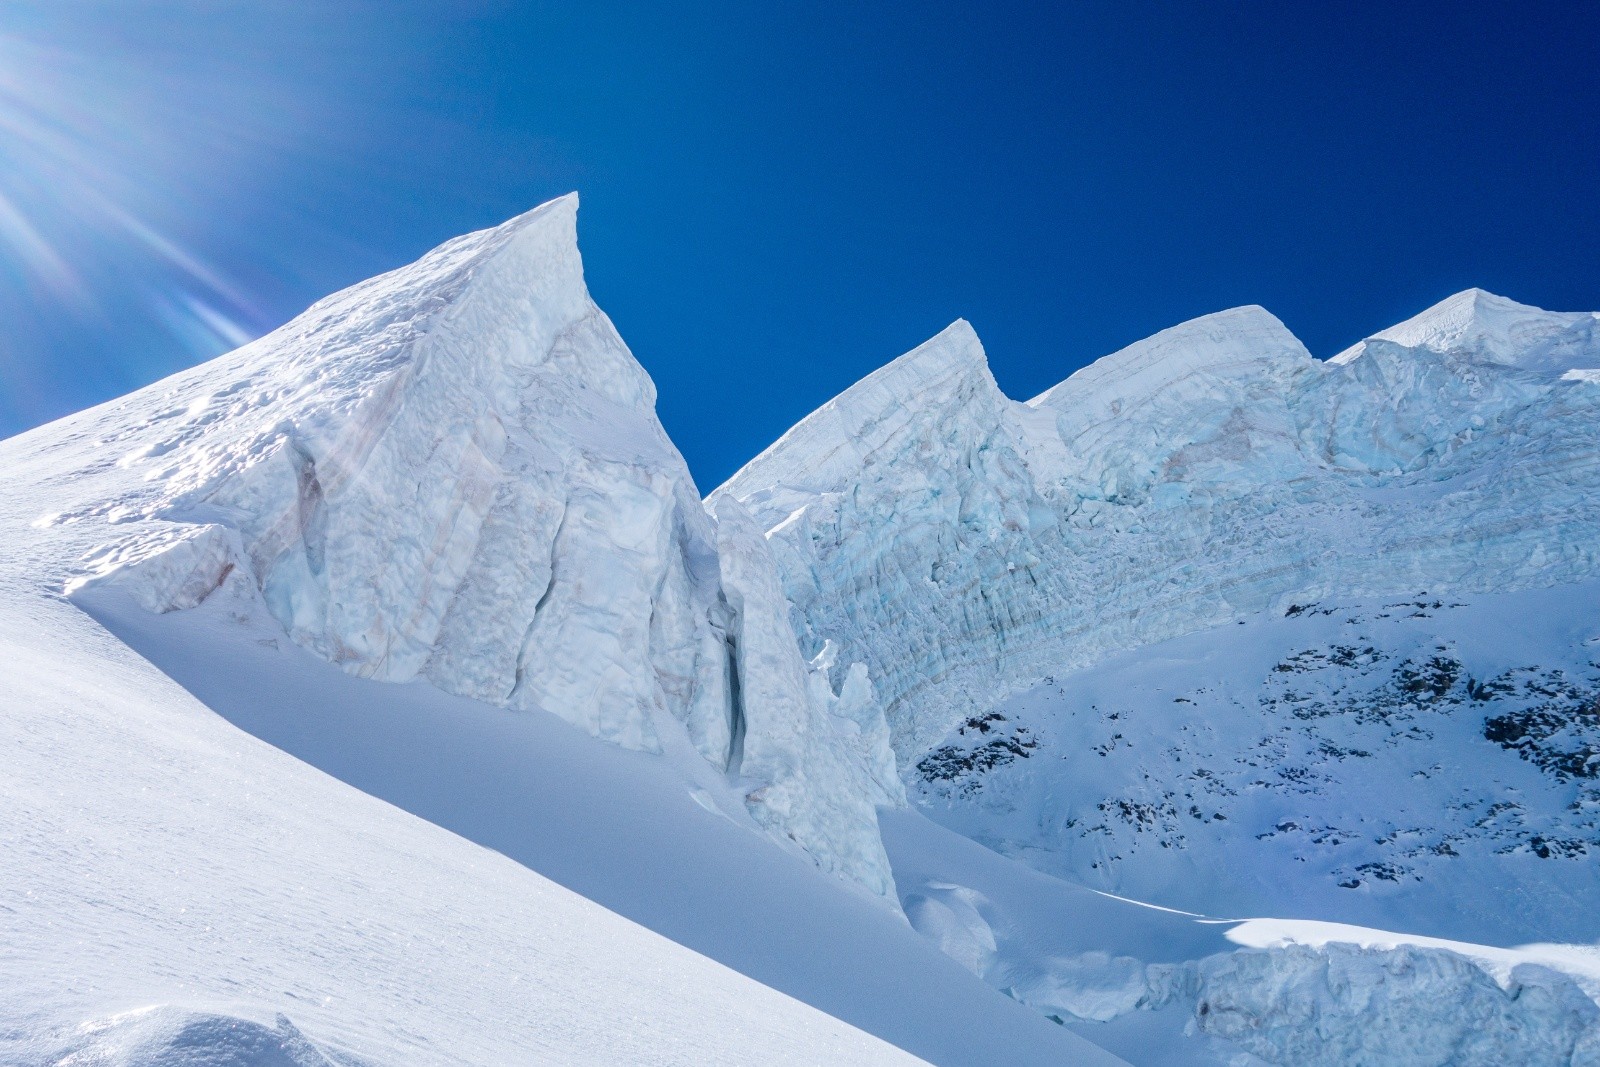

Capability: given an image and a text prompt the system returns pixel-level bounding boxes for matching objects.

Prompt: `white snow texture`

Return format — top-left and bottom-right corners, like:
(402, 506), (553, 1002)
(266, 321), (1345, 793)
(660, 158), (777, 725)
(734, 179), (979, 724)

(716, 286), (1600, 1061)
(715, 294), (1600, 764)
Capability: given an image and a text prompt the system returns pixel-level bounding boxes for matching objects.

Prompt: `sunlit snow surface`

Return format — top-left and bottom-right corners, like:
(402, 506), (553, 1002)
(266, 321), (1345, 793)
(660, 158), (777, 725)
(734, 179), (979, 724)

(49, 193), (900, 898)
(0, 567), (924, 1067)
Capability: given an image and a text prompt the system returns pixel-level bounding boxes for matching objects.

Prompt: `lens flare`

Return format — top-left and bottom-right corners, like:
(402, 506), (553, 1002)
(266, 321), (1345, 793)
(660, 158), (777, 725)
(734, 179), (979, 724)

(0, 13), (264, 366)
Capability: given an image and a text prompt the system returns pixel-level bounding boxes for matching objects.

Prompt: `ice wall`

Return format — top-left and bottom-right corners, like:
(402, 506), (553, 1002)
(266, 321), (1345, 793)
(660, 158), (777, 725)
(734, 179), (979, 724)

(67, 195), (899, 898)
(716, 295), (1600, 763)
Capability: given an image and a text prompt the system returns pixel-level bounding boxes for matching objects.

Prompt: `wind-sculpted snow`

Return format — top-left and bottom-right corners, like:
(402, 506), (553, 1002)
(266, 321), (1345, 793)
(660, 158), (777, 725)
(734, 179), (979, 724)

(48, 194), (898, 897)
(716, 292), (1600, 768)
(34, 1007), (345, 1067)
(883, 807), (1600, 1066)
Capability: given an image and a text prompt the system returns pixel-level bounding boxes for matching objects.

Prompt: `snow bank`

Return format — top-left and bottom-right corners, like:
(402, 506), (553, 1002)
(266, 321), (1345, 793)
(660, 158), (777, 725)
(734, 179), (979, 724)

(39, 1006), (342, 1067)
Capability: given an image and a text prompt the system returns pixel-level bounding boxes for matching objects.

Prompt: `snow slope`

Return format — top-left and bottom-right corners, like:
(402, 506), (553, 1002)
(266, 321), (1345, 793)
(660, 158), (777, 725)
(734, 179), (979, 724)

(913, 582), (1600, 942)
(0, 570), (920, 1067)
(58, 571), (1113, 1067)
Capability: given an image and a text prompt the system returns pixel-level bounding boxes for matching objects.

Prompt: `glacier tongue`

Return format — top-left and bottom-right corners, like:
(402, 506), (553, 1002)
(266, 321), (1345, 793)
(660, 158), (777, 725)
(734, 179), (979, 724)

(63, 194), (899, 898)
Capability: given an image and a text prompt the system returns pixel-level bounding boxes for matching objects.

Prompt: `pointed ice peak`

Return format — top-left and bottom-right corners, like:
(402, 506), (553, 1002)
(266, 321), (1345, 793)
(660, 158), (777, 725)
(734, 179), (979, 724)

(250, 189), (662, 417)
(1329, 288), (1594, 367)
(462, 191), (582, 270)
(714, 320), (1004, 502)
(450, 190), (580, 252)
(1028, 305), (1312, 410)
(855, 318), (992, 396)
(312, 192), (583, 321)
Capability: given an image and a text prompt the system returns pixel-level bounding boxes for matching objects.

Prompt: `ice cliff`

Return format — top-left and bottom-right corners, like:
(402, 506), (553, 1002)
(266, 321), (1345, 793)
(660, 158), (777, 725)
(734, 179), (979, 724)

(61, 195), (900, 898)
(37, 192), (1600, 1062)
(715, 292), (1600, 764)
(718, 286), (1600, 1060)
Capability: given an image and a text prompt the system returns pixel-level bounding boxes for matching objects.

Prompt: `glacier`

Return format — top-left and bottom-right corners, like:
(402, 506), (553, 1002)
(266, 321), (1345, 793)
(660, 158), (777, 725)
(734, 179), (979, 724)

(0, 194), (1131, 1066)
(6, 187), (1600, 1065)
(715, 292), (1600, 767)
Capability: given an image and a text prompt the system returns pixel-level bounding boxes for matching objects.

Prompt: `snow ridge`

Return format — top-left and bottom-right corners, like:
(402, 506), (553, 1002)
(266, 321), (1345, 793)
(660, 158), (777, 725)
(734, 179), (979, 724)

(1331, 288), (1599, 370)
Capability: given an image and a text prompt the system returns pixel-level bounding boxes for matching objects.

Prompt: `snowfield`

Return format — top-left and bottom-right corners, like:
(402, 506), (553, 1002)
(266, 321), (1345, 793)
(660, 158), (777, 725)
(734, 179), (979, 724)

(0, 586), (925, 1067)
(5, 192), (1599, 1064)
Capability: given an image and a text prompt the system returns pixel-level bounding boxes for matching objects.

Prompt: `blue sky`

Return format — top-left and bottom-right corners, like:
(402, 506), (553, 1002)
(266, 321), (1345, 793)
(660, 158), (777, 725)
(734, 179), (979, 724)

(1, 0), (1597, 486)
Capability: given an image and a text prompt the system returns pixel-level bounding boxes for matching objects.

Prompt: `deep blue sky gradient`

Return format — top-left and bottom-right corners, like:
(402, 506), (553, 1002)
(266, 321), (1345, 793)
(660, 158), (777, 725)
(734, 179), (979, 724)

(2, 1), (1598, 486)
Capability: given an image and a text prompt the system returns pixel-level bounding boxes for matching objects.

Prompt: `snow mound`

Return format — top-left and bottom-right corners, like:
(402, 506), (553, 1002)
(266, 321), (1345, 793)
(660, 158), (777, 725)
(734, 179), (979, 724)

(41, 1007), (345, 1067)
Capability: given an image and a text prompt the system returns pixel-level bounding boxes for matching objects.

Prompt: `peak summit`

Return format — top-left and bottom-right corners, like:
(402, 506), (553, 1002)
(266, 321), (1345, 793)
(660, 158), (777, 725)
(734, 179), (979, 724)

(863, 318), (990, 393)
(1028, 304), (1312, 411)
(716, 320), (1003, 503)
(1331, 288), (1594, 368)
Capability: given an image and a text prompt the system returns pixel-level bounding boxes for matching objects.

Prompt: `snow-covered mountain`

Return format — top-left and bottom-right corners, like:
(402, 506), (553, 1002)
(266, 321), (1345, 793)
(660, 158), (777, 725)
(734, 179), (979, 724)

(5, 191), (1599, 1065)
